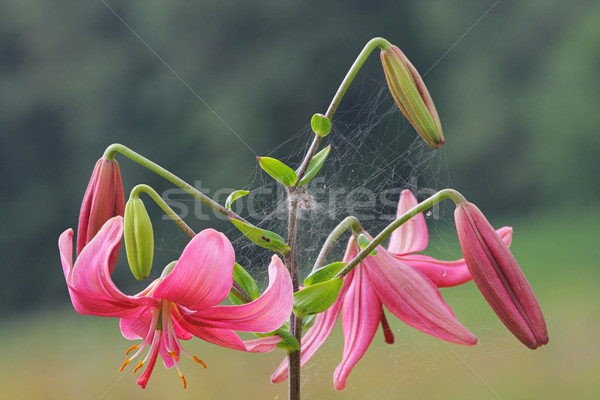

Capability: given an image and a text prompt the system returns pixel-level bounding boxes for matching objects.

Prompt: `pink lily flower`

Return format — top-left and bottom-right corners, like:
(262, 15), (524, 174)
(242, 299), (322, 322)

(59, 216), (293, 389)
(272, 190), (514, 390)
(455, 202), (548, 349)
(389, 190), (513, 287)
(77, 158), (125, 274)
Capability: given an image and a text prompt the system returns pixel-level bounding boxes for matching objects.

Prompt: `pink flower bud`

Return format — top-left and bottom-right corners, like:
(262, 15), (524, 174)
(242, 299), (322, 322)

(77, 158), (125, 273)
(380, 45), (444, 149)
(455, 203), (548, 349)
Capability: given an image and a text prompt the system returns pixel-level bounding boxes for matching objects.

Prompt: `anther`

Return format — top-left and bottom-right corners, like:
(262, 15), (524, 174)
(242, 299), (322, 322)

(179, 373), (187, 389)
(126, 344), (139, 355)
(133, 361), (144, 374)
(119, 358), (130, 372)
(193, 356), (207, 368)
(168, 351), (179, 360)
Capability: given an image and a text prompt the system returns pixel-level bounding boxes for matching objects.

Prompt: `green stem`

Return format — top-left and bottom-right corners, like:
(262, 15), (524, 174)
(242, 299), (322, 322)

(104, 143), (251, 224)
(311, 216), (363, 273)
(130, 184), (196, 239)
(335, 189), (466, 278)
(324, 37), (391, 120)
(296, 37), (392, 182)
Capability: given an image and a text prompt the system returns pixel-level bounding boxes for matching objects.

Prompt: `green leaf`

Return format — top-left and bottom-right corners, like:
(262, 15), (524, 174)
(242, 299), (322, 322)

(252, 324), (300, 352)
(297, 145), (331, 186)
(274, 329), (301, 351)
(358, 233), (378, 255)
(228, 262), (260, 305)
(230, 218), (290, 255)
(311, 113), (332, 137)
(293, 278), (343, 318)
(303, 262), (346, 287)
(225, 190), (249, 210)
(257, 157), (298, 186)
(302, 314), (316, 330)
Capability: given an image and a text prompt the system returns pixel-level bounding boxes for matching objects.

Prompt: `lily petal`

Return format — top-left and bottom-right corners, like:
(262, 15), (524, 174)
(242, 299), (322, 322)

(59, 217), (150, 318)
(400, 226), (512, 287)
(388, 190), (428, 254)
(244, 336), (282, 353)
(333, 266), (382, 391)
(177, 319), (246, 352)
(365, 246), (478, 346)
(185, 255), (293, 333)
(153, 228), (235, 310)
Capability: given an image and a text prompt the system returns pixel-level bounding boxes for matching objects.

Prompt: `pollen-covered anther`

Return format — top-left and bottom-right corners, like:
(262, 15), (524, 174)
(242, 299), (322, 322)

(193, 356), (207, 368)
(133, 361), (144, 374)
(126, 344), (139, 355)
(119, 358), (130, 372)
(179, 373), (187, 389)
(168, 351), (179, 360)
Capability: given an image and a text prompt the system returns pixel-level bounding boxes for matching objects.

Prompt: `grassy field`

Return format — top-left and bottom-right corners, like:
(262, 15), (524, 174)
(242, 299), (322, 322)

(1, 207), (598, 399)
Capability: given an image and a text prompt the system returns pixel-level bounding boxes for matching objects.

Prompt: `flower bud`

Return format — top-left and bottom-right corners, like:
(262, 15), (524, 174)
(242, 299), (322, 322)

(380, 45), (444, 149)
(455, 202), (548, 349)
(77, 158), (125, 273)
(124, 197), (154, 280)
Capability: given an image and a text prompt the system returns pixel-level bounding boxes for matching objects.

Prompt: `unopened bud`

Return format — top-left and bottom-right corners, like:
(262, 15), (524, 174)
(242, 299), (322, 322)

(380, 45), (444, 149)
(455, 202), (548, 349)
(124, 197), (154, 280)
(77, 158), (125, 273)
(311, 113), (332, 137)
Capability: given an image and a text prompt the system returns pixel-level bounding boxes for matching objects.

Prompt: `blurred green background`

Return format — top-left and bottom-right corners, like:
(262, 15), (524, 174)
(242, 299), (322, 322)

(1, 1), (599, 399)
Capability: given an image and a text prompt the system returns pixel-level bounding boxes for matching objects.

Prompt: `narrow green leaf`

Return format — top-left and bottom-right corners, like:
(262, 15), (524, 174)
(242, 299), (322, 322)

(302, 314), (316, 330)
(303, 262), (346, 287)
(358, 233), (378, 255)
(293, 278), (343, 318)
(231, 262), (260, 301)
(230, 218), (290, 255)
(225, 190), (249, 210)
(275, 329), (301, 351)
(257, 157), (298, 186)
(252, 324), (300, 352)
(297, 145), (331, 186)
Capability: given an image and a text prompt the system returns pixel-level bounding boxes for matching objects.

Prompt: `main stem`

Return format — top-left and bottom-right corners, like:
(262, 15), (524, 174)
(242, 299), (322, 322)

(284, 189), (302, 400)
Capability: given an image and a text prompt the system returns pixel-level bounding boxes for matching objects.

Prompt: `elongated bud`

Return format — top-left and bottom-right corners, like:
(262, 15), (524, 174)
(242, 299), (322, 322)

(124, 197), (154, 280)
(380, 45), (444, 149)
(454, 202), (548, 349)
(77, 158), (125, 273)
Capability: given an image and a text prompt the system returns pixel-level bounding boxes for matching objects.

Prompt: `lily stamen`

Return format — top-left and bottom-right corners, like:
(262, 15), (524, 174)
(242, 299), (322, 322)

(133, 361), (144, 374)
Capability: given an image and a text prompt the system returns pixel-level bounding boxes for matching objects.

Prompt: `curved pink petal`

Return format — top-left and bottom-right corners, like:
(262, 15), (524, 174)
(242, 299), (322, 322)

(120, 307), (154, 340)
(364, 246), (478, 346)
(244, 336), (282, 353)
(333, 266), (382, 391)
(178, 317), (246, 351)
(185, 255), (292, 333)
(388, 189), (428, 254)
(153, 228), (235, 310)
(400, 226), (512, 287)
(59, 217), (152, 318)
(271, 274), (350, 384)
(400, 254), (472, 287)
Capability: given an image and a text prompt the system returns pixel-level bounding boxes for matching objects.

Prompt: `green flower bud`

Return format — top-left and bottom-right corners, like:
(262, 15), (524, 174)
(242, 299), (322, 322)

(124, 197), (154, 280)
(380, 45), (444, 149)
(311, 113), (332, 137)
